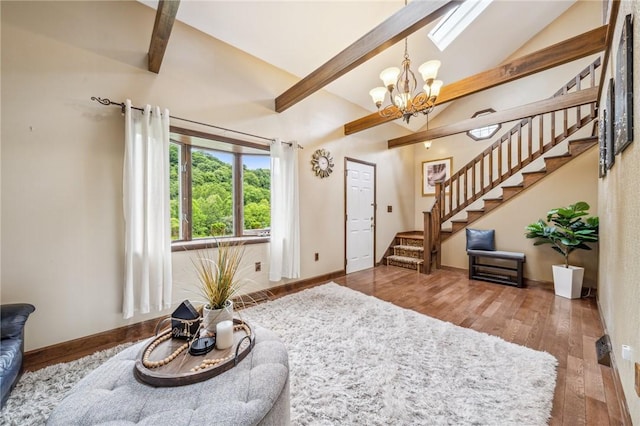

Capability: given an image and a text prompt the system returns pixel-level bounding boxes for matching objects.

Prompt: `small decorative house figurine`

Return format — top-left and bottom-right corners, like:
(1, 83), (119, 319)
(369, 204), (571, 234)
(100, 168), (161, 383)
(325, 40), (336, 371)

(171, 300), (201, 339)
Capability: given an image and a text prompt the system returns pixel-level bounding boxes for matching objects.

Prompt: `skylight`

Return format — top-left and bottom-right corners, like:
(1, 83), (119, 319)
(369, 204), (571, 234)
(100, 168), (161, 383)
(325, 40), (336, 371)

(428, 0), (493, 52)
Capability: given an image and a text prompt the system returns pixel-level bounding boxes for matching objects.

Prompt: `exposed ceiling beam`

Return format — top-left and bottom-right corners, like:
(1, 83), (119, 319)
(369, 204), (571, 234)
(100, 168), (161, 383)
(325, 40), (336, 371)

(387, 86), (599, 149)
(148, 0), (180, 74)
(345, 24), (608, 135)
(274, 0), (461, 113)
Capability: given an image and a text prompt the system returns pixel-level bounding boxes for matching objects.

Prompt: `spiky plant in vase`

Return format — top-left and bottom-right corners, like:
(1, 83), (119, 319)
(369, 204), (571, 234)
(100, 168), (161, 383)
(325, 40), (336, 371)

(191, 240), (245, 334)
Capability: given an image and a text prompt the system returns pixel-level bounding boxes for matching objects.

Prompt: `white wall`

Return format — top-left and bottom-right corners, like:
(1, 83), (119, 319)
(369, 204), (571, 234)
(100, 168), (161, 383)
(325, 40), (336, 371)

(597, 1), (640, 422)
(411, 0), (601, 284)
(0, 1), (415, 350)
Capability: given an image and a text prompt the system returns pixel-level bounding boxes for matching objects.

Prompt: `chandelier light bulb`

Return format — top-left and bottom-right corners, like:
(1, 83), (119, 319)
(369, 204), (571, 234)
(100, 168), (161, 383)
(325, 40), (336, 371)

(380, 67), (400, 89)
(395, 93), (412, 110)
(418, 60), (441, 82)
(369, 87), (387, 108)
(425, 80), (444, 98)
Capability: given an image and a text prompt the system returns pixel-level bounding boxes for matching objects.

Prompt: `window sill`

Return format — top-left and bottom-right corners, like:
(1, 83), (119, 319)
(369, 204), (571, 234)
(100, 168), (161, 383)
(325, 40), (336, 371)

(171, 236), (270, 252)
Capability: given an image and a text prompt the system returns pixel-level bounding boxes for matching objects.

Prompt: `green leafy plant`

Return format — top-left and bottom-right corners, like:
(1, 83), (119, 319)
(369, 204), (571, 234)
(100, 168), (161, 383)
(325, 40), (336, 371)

(525, 201), (599, 267)
(191, 240), (245, 309)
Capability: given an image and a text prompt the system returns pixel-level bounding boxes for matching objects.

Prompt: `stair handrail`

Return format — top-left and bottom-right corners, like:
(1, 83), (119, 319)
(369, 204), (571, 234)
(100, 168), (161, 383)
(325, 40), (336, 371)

(437, 57), (600, 223)
(422, 57), (601, 273)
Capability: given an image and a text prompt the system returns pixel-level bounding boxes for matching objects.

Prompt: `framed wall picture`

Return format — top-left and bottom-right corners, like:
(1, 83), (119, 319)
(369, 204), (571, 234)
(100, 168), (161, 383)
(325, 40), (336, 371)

(606, 78), (615, 170)
(598, 108), (607, 178)
(615, 14), (634, 154)
(422, 157), (452, 195)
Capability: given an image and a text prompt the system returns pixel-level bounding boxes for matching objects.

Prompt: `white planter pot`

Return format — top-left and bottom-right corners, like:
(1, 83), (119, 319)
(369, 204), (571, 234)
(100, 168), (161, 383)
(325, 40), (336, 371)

(202, 300), (234, 334)
(552, 265), (584, 299)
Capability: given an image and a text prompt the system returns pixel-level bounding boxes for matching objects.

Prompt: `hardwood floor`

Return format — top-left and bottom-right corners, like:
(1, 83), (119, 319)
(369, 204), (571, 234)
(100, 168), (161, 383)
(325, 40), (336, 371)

(327, 266), (630, 426)
(26, 265), (630, 425)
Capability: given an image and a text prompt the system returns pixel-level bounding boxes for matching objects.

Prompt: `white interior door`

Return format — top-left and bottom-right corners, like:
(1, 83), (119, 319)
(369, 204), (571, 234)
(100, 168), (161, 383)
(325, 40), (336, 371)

(346, 160), (375, 274)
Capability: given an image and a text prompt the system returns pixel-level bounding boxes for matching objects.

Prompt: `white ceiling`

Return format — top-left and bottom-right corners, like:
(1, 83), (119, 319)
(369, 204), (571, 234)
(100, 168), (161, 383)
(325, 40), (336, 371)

(139, 0), (576, 132)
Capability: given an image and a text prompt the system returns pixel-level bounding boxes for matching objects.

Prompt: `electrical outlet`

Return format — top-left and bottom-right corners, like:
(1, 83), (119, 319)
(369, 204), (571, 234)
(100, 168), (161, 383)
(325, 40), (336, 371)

(314, 253), (319, 261)
(635, 362), (640, 397)
(255, 262), (261, 272)
(622, 345), (633, 360)
(387, 205), (392, 213)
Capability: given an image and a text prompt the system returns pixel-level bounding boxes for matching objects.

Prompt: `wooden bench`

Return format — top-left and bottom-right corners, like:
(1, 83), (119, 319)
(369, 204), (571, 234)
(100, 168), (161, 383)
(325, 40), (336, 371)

(467, 249), (526, 288)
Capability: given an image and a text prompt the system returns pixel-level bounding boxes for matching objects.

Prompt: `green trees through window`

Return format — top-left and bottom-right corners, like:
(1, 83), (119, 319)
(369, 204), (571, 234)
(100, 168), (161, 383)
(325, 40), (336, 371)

(170, 142), (270, 241)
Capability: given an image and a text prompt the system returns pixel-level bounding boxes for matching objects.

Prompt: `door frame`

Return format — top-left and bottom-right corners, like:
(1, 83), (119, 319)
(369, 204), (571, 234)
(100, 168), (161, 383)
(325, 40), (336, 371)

(344, 157), (377, 273)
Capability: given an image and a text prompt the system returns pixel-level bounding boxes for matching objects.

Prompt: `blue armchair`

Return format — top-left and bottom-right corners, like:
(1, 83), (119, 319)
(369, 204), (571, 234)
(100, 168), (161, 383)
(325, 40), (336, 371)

(1, 303), (35, 408)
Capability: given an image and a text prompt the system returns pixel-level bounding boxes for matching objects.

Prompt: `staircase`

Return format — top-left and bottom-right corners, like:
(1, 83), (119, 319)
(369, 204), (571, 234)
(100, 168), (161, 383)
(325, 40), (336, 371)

(442, 135), (598, 239)
(385, 58), (602, 275)
(384, 232), (424, 272)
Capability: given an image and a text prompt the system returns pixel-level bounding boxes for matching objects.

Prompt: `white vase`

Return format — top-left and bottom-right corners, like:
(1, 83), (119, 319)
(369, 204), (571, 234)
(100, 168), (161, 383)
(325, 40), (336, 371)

(552, 265), (584, 299)
(202, 300), (234, 334)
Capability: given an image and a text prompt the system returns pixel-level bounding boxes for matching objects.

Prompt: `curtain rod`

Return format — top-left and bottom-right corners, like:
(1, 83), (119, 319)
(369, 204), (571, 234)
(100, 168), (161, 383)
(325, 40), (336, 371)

(90, 97), (302, 149)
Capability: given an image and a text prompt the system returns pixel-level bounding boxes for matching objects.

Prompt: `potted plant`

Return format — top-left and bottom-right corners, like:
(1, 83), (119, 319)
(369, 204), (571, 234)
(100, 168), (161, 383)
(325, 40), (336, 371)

(525, 201), (599, 299)
(191, 240), (245, 333)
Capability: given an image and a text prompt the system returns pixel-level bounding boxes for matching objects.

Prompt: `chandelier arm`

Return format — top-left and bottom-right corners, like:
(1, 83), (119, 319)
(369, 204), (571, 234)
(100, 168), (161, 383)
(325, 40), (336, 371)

(378, 105), (402, 120)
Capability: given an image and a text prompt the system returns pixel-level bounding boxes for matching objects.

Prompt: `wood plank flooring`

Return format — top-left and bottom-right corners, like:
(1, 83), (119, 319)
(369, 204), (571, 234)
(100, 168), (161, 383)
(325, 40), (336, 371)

(26, 265), (630, 425)
(328, 266), (630, 426)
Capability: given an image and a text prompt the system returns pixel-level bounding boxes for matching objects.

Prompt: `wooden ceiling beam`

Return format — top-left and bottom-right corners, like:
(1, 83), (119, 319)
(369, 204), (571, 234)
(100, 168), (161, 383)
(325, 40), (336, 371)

(345, 24), (608, 135)
(274, 0), (461, 113)
(148, 0), (180, 74)
(387, 86), (599, 149)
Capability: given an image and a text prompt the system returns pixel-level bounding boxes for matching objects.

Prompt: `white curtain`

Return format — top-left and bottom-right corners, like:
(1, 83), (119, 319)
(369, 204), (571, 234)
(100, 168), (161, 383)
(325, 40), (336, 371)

(123, 100), (172, 319)
(269, 139), (300, 281)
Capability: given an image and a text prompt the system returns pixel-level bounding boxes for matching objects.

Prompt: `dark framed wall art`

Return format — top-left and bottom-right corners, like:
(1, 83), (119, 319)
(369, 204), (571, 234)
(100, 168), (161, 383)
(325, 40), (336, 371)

(599, 107), (607, 178)
(606, 78), (615, 170)
(615, 14), (634, 154)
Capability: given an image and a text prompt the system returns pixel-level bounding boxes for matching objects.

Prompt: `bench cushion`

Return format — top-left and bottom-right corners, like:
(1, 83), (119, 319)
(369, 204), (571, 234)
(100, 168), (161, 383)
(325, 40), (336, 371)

(467, 249), (525, 261)
(465, 228), (496, 251)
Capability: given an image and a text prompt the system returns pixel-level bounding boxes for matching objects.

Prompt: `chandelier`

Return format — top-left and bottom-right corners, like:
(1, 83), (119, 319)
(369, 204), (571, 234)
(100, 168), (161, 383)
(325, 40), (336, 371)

(369, 38), (443, 124)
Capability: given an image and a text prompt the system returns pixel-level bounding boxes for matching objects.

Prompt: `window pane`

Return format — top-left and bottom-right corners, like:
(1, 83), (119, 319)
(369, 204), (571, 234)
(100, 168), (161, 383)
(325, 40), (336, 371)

(243, 155), (270, 236)
(191, 148), (234, 238)
(169, 143), (182, 240)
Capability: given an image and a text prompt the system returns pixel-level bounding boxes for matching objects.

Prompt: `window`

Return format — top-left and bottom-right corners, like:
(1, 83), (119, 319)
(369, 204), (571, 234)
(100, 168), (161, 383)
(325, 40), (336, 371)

(169, 128), (270, 246)
(428, 0), (493, 52)
(466, 108), (501, 141)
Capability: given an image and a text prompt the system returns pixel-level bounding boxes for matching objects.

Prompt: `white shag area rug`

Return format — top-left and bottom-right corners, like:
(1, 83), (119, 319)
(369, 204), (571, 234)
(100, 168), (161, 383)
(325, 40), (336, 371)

(1, 282), (557, 425)
(241, 283), (558, 425)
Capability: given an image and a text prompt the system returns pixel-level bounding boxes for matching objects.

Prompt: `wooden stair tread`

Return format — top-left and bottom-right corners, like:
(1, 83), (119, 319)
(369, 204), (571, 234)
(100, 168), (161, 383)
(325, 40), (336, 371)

(545, 153), (572, 160)
(502, 183), (524, 189)
(522, 169), (546, 176)
(396, 232), (423, 240)
(387, 255), (424, 264)
(569, 136), (598, 143)
(393, 245), (423, 251)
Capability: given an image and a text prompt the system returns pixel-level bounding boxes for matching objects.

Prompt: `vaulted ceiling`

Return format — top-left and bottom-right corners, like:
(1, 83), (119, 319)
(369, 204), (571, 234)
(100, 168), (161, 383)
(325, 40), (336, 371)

(140, 0), (609, 140)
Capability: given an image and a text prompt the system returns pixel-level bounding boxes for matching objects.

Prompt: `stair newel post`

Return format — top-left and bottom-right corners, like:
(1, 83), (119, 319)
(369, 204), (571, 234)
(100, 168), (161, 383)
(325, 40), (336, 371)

(423, 210), (432, 275)
(434, 181), (443, 269)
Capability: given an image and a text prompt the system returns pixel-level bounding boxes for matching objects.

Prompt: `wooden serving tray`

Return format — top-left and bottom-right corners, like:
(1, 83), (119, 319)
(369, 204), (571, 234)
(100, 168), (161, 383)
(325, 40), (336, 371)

(134, 318), (254, 387)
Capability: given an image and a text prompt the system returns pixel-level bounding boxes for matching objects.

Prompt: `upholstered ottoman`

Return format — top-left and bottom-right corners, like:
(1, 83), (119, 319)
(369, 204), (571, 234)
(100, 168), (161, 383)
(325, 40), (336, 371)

(47, 326), (290, 425)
